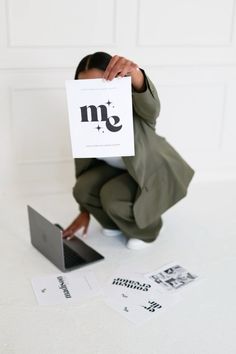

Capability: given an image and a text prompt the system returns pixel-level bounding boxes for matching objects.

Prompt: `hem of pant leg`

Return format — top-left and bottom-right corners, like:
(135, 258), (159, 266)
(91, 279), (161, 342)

(123, 234), (159, 243)
(123, 220), (163, 243)
(100, 223), (120, 230)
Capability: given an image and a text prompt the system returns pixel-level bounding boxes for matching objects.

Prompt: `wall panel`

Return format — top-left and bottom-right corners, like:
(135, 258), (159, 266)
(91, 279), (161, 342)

(155, 84), (225, 151)
(7, 0), (116, 47)
(221, 83), (236, 151)
(138, 0), (235, 46)
(11, 87), (71, 163)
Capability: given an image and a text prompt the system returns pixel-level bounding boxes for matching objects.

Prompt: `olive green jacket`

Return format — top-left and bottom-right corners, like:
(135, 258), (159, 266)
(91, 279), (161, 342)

(74, 73), (194, 229)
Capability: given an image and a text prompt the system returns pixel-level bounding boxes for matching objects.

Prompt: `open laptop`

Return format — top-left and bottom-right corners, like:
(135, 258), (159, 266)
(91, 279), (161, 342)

(27, 206), (104, 272)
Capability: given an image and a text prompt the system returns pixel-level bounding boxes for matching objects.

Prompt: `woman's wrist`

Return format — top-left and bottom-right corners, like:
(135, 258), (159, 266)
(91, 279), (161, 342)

(131, 68), (146, 93)
(81, 210), (89, 216)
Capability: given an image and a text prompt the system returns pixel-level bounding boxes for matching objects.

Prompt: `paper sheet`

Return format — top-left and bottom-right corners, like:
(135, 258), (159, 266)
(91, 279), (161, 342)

(103, 270), (178, 325)
(31, 271), (101, 305)
(146, 263), (198, 293)
(65, 77), (135, 158)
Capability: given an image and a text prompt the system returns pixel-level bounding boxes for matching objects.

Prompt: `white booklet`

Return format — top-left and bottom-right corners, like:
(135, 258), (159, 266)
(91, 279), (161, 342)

(31, 271), (101, 306)
(65, 77), (135, 158)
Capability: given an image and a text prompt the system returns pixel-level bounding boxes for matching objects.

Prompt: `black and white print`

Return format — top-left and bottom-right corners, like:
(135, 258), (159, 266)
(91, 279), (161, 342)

(146, 263), (198, 292)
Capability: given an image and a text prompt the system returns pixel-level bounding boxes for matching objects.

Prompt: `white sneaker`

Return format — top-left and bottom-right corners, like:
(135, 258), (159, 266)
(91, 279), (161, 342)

(126, 238), (154, 250)
(102, 228), (122, 237)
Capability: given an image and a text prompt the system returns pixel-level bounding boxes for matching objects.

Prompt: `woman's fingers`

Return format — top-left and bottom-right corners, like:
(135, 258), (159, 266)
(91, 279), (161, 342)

(62, 227), (76, 239)
(82, 224), (89, 238)
(62, 212), (90, 240)
(63, 222), (80, 239)
(119, 61), (138, 78)
(103, 56), (138, 81)
(66, 234), (75, 241)
(103, 55), (120, 80)
(65, 226), (87, 240)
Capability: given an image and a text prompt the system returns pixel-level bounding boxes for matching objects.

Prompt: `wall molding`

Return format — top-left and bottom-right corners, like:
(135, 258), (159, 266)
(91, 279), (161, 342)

(16, 157), (72, 165)
(5, 0), (117, 48)
(2, 63), (236, 72)
(136, 0), (236, 48)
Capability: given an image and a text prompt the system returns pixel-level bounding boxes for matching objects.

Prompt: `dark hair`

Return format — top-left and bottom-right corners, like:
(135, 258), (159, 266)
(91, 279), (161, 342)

(74, 52), (112, 80)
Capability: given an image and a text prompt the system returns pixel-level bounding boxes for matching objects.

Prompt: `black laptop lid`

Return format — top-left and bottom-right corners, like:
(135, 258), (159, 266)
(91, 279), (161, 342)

(28, 206), (65, 271)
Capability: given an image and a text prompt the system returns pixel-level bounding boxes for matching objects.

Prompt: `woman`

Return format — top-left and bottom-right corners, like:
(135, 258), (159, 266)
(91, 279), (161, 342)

(63, 52), (194, 250)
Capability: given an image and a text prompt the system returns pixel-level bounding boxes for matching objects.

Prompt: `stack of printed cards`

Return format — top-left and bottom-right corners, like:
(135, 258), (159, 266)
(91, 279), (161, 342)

(103, 270), (177, 325)
(103, 263), (198, 325)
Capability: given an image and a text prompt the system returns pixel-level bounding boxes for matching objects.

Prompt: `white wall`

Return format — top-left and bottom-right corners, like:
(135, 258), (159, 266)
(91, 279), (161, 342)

(1, 0), (236, 196)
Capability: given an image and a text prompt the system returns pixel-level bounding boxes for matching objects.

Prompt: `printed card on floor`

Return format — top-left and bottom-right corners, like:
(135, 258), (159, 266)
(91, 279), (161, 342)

(31, 271), (101, 305)
(105, 293), (168, 325)
(103, 271), (178, 325)
(146, 263), (198, 293)
(65, 77), (135, 158)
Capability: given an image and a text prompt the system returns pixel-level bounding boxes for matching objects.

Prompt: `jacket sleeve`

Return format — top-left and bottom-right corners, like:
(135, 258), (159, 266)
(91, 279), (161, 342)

(132, 69), (161, 124)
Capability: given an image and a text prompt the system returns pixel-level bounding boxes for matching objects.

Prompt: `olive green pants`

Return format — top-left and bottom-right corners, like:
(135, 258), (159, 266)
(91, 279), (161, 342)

(73, 163), (162, 242)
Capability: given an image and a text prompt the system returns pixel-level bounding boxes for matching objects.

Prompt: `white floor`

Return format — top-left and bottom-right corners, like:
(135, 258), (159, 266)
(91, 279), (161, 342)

(0, 180), (236, 354)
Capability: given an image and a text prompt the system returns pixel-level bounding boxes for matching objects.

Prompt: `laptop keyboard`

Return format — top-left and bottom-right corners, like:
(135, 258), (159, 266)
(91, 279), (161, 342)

(63, 243), (86, 268)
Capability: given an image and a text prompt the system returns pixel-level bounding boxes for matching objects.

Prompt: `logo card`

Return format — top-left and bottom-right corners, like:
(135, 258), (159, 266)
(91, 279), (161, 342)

(65, 77), (135, 158)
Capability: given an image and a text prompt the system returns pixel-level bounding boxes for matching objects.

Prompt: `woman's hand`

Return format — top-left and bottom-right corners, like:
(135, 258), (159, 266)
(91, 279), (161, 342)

(62, 211), (90, 240)
(103, 55), (146, 92)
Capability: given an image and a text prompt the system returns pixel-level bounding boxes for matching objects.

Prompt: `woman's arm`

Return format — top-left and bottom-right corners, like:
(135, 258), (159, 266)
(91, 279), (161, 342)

(132, 70), (161, 123)
(103, 55), (160, 123)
